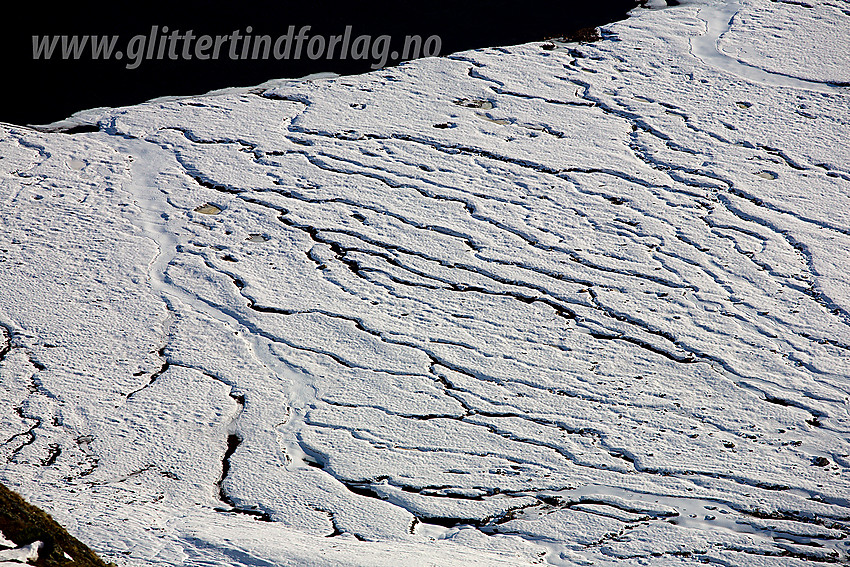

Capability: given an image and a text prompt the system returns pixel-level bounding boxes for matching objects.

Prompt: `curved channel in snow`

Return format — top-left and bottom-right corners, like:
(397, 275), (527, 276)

(113, 135), (317, 471)
(688, 0), (850, 94)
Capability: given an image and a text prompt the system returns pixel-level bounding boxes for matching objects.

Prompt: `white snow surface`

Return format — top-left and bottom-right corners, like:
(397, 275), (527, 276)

(1, 0), (849, 565)
(0, 540), (41, 565)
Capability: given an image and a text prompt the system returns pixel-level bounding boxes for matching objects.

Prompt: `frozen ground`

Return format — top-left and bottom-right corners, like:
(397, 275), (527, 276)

(1, 0), (848, 565)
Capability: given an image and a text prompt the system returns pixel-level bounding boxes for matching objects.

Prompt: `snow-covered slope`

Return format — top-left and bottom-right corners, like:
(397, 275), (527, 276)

(1, 0), (848, 565)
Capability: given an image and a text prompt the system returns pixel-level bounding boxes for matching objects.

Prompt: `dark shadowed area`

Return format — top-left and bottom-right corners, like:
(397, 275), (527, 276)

(1, 0), (640, 126)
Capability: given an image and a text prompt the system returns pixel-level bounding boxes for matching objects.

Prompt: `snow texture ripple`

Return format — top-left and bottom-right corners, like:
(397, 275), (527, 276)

(1, 0), (849, 565)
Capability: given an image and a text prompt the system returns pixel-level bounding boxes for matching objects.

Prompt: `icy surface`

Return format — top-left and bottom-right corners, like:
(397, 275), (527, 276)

(1, 0), (849, 565)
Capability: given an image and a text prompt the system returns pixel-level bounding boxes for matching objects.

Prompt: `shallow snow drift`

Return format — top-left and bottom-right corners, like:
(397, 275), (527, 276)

(1, 0), (848, 565)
